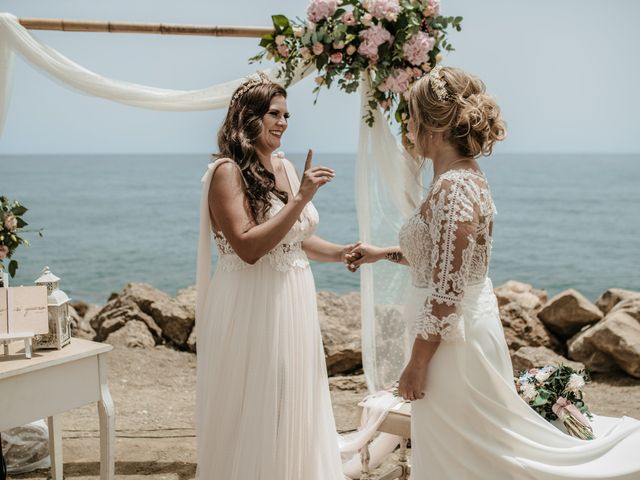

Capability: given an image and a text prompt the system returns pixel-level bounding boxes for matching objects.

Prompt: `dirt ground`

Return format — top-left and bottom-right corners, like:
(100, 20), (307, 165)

(7, 345), (640, 479)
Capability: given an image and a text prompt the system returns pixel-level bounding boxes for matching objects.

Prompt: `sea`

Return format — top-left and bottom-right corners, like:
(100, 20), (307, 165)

(1, 153), (638, 304)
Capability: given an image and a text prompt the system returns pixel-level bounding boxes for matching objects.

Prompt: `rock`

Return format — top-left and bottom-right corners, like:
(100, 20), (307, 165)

(567, 327), (619, 373)
(317, 291), (362, 376)
(499, 301), (563, 353)
(75, 317), (96, 340)
(511, 346), (585, 374)
(537, 289), (603, 337)
(106, 320), (155, 349)
(595, 288), (640, 315)
(70, 300), (89, 318)
(329, 374), (368, 393)
(91, 283), (194, 348)
(67, 304), (82, 334)
(583, 311), (640, 378)
(610, 297), (640, 321)
(494, 281), (548, 312)
(83, 304), (103, 325)
(187, 327), (197, 354)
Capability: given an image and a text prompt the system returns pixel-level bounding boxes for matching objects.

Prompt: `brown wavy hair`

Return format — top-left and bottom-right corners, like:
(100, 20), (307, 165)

(214, 82), (289, 221)
(409, 66), (506, 158)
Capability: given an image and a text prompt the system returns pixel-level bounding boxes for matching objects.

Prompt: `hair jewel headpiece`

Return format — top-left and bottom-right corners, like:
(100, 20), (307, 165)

(230, 71), (274, 106)
(427, 66), (449, 101)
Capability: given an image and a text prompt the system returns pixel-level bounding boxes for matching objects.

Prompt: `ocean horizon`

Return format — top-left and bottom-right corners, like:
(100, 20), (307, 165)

(1, 152), (638, 305)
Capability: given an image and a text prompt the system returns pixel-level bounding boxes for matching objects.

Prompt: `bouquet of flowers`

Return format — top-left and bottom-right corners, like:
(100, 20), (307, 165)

(250, 0), (462, 134)
(0, 196), (42, 278)
(515, 365), (594, 440)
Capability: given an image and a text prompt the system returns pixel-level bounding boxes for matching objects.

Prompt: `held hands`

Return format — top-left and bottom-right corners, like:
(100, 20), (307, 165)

(297, 149), (335, 203)
(343, 243), (384, 271)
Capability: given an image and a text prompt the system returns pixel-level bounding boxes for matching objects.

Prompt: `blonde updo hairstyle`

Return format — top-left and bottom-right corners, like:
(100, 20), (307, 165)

(409, 66), (506, 159)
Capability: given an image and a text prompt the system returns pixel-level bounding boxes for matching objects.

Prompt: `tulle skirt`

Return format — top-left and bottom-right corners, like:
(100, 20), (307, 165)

(195, 261), (344, 480)
(408, 277), (640, 480)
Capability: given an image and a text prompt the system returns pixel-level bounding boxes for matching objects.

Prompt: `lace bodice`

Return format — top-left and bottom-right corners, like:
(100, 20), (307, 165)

(399, 169), (497, 342)
(213, 157), (319, 272)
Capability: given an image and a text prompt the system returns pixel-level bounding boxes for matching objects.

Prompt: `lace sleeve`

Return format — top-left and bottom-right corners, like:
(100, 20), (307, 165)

(415, 176), (479, 343)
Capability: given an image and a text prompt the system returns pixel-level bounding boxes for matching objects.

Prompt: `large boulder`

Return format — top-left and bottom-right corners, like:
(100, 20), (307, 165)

(176, 286), (196, 317)
(105, 320), (155, 349)
(511, 346), (585, 374)
(317, 291), (362, 376)
(494, 281), (548, 312)
(91, 283), (194, 348)
(595, 288), (640, 315)
(499, 301), (562, 353)
(567, 327), (619, 373)
(609, 297), (640, 321)
(537, 289), (603, 337)
(581, 311), (640, 378)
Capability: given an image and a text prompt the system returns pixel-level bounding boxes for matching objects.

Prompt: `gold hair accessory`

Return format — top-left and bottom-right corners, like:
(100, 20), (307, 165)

(427, 66), (449, 101)
(230, 71), (274, 106)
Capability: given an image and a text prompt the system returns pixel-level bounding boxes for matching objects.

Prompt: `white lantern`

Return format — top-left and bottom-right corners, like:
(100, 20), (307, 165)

(33, 266), (71, 350)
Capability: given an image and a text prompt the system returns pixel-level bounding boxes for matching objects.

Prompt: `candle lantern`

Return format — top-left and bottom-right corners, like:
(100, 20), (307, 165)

(33, 266), (71, 350)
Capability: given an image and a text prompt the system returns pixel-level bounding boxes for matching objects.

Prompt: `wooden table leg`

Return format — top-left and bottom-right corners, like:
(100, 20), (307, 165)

(398, 437), (409, 480)
(47, 415), (63, 480)
(97, 354), (115, 480)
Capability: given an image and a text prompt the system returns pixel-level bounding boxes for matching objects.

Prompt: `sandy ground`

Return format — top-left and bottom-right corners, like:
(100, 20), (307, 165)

(7, 345), (640, 479)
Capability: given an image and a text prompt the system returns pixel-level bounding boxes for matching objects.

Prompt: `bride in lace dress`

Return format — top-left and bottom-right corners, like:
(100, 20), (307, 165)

(349, 66), (640, 479)
(194, 77), (354, 479)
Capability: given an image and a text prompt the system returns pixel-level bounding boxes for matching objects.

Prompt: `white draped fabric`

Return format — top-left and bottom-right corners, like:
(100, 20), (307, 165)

(0, 10), (418, 476)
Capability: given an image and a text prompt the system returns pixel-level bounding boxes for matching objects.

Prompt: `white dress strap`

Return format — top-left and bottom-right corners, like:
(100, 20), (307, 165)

(196, 158), (238, 323)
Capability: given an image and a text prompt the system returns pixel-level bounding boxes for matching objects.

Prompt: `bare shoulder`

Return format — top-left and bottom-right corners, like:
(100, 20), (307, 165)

(209, 159), (245, 198)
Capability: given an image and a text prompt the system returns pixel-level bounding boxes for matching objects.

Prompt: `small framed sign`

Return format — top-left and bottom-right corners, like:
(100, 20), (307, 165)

(6, 286), (49, 335)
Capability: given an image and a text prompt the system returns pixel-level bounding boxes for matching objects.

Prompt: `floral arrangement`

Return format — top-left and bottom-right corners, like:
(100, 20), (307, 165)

(249, 0), (462, 134)
(0, 196), (41, 278)
(515, 365), (594, 440)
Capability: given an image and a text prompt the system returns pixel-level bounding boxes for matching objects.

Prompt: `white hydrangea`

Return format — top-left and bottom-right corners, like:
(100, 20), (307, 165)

(520, 382), (538, 402)
(535, 366), (556, 383)
(565, 373), (586, 394)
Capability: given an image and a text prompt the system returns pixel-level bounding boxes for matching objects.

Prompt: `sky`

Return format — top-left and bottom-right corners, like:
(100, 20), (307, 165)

(0, 0), (638, 155)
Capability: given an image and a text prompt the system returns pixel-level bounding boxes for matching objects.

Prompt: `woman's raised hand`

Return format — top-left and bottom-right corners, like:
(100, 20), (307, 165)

(297, 149), (335, 203)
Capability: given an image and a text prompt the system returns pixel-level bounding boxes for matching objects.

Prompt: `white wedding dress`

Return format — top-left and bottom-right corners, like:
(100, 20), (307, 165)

(195, 157), (344, 479)
(399, 169), (640, 479)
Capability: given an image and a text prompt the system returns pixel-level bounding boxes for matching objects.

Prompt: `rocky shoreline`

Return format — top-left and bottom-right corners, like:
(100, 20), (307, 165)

(71, 281), (640, 379)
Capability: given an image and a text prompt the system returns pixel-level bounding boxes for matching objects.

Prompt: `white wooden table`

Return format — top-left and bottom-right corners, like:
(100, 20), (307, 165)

(0, 338), (115, 479)
(358, 400), (411, 480)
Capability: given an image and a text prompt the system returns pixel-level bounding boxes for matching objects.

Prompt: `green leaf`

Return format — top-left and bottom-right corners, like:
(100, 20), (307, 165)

(8, 259), (17, 278)
(11, 205), (27, 216)
(16, 217), (27, 228)
(272, 15), (290, 31)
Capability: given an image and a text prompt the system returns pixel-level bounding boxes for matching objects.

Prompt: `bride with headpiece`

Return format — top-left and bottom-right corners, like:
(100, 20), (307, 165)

(194, 73), (356, 479)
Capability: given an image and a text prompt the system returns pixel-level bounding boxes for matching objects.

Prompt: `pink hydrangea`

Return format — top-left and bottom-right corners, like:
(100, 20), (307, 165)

(307, 0), (341, 23)
(358, 24), (392, 62)
(377, 67), (414, 93)
(427, 0), (441, 16)
(341, 11), (357, 26)
(0, 245), (8, 260)
(402, 31), (435, 66)
(364, 0), (401, 21)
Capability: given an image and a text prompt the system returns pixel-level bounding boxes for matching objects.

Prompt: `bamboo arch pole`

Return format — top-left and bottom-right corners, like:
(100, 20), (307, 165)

(18, 17), (278, 38)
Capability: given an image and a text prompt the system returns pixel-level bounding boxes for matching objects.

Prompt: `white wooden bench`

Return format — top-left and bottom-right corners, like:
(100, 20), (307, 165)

(358, 400), (411, 480)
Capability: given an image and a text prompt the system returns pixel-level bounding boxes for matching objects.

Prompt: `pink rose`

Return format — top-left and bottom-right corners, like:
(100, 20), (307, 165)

(332, 40), (345, 49)
(277, 44), (290, 58)
(341, 11), (357, 26)
(346, 44), (357, 55)
(3, 215), (17, 231)
(275, 35), (286, 46)
(358, 24), (392, 62)
(365, 0), (401, 21)
(345, 72), (354, 80)
(0, 245), (8, 260)
(312, 42), (325, 55)
(362, 13), (373, 26)
(330, 52), (343, 63)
